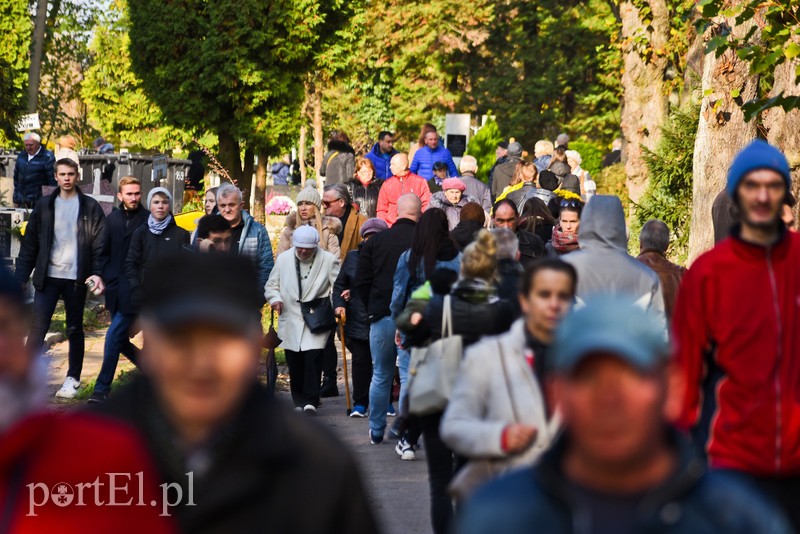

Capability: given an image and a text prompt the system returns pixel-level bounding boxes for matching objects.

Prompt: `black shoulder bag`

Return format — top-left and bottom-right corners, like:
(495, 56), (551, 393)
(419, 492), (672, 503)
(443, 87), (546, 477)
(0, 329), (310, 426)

(296, 255), (336, 334)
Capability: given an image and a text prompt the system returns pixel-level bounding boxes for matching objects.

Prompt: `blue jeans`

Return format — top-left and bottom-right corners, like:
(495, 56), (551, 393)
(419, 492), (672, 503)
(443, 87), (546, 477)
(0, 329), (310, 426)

(94, 312), (139, 396)
(397, 346), (411, 411)
(369, 316), (397, 434)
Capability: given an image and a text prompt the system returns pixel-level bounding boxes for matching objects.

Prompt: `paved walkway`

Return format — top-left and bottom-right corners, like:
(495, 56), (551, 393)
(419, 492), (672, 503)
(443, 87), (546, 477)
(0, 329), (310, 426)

(45, 328), (432, 534)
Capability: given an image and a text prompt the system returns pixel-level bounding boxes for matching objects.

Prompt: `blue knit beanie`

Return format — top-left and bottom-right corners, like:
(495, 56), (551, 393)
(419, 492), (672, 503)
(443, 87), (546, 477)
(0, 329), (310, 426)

(727, 139), (791, 198)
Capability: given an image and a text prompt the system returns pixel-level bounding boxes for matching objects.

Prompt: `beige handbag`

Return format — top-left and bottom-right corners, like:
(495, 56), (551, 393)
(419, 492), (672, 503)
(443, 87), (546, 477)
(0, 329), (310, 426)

(408, 296), (463, 416)
(448, 339), (519, 501)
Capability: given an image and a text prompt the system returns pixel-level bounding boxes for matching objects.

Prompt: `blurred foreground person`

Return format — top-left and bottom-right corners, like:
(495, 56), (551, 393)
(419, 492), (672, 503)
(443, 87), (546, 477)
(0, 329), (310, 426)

(457, 298), (792, 534)
(673, 140), (800, 530)
(0, 266), (175, 533)
(95, 253), (377, 533)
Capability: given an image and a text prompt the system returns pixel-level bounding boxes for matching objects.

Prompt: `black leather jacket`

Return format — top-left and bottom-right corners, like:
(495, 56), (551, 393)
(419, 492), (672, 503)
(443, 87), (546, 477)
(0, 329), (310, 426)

(15, 189), (106, 290)
(347, 179), (382, 219)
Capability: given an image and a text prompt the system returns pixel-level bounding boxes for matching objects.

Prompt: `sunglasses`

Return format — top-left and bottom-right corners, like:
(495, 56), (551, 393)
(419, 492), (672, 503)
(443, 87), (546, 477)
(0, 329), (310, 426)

(560, 199), (582, 208)
(322, 199), (343, 208)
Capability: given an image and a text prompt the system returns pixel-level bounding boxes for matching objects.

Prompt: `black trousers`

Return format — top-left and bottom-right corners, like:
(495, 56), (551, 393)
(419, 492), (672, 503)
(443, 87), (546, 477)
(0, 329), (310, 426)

(348, 337), (372, 408)
(285, 349), (323, 408)
(28, 277), (87, 380)
(322, 331), (337, 378)
(419, 411), (455, 534)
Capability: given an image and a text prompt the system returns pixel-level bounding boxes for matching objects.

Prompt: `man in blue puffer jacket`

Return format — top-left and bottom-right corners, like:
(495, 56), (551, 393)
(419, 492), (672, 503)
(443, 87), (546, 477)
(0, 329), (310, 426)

(13, 132), (56, 208)
(364, 131), (399, 180)
(410, 127), (459, 179)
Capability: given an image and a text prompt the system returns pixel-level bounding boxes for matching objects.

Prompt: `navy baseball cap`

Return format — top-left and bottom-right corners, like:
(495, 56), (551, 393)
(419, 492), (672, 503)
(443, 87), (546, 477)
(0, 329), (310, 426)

(551, 296), (669, 374)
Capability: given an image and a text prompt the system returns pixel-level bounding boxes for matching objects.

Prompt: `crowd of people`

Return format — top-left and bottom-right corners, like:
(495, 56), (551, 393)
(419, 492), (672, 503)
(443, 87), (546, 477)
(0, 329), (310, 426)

(3, 125), (800, 534)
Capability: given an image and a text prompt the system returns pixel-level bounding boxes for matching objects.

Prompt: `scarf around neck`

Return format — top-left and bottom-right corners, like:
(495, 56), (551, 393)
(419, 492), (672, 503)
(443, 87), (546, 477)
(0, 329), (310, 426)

(551, 225), (580, 253)
(148, 214), (172, 235)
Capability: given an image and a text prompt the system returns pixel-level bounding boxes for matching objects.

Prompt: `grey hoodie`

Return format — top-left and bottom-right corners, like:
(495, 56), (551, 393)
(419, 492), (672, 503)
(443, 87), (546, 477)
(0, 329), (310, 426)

(562, 195), (666, 330)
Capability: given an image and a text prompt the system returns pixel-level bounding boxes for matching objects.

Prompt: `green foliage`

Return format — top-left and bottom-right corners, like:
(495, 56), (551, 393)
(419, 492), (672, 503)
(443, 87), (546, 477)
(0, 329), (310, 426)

(127, 0), (355, 150)
(569, 140), (605, 177)
(81, 1), (192, 151)
(698, 0), (800, 121)
(595, 163), (630, 214)
(466, 118), (503, 183)
(37, 0), (102, 144)
(0, 0), (31, 141)
(633, 106), (699, 264)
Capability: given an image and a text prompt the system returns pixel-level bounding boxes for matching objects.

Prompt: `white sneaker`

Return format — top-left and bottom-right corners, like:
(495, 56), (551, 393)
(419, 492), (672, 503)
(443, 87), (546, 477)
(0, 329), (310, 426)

(55, 377), (80, 399)
(303, 404), (317, 415)
(395, 438), (416, 461)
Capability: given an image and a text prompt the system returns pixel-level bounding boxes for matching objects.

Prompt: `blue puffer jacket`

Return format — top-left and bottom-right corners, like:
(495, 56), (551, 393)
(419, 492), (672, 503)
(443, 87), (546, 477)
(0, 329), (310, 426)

(13, 149), (56, 207)
(457, 431), (792, 534)
(364, 143), (398, 181)
(390, 245), (461, 318)
(239, 211), (275, 304)
(409, 145), (459, 180)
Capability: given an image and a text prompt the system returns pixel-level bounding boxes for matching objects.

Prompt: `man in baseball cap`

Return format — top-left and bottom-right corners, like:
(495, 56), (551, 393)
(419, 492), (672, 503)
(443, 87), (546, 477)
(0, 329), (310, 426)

(95, 252), (378, 532)
(457, 297), (791, 533)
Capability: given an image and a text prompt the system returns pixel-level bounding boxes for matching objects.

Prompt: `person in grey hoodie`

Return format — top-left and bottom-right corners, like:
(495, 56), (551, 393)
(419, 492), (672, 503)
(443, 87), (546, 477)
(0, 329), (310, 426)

(561, 195), (666, 331)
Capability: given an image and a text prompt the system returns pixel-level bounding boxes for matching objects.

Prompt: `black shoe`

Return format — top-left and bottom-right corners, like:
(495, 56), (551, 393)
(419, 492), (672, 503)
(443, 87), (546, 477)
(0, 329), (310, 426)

(320, 375), (339, 398)
(86, 392), (107, 405)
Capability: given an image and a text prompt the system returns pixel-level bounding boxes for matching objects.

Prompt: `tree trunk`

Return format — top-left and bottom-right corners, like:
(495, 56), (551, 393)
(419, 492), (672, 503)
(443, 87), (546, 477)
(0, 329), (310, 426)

(241, 146), (255, 210)
(27, 0), (50, 113)
(299, 124), (308, 186)
(764, 52), (800, 227)
(254, 150), (268, 224)
(311, 84), (324, 194)
(217, 131), (243, 185)
(688, 19), (759, 263)
(619, 0), (671, 203)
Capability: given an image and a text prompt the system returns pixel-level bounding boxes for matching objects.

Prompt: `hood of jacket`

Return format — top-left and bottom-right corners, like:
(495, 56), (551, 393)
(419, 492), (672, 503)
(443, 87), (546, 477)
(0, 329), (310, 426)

(549, 161), (572, 178)
(578, 195), (627, 252)
(326, 139), (355, 154)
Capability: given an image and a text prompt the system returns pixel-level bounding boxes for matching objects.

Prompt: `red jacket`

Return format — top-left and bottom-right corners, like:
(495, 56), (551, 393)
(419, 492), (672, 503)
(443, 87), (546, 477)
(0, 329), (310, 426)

(0, 412), (177, 533)
(673, 230), (800, 476)
(376, 172), (431, 226)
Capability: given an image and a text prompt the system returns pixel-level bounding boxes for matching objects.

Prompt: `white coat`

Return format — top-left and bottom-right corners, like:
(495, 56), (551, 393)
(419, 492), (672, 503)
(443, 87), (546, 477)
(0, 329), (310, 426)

(440, 319), (560, 473)
(264, 247), (341, 352)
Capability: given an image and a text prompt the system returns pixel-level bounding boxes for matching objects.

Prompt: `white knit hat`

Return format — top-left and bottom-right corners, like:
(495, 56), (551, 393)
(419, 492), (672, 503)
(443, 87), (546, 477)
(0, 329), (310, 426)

(292, 225), (320, 248)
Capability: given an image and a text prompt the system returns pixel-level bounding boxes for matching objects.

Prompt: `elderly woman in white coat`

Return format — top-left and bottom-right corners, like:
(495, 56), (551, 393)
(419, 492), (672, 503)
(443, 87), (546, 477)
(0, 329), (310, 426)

(440, 259), (577, 499)
(265, 225), (340, 414)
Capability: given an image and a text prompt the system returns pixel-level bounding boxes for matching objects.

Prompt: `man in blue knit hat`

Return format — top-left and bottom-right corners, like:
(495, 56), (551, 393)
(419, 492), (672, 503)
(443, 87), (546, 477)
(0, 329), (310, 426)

(673, 139), (800, 529)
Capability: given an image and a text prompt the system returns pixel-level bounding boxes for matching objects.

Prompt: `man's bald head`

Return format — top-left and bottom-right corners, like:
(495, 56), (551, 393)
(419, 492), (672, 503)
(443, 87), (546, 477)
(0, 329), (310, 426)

(397, 194), (422, 222)
(390, 153), (410, 177)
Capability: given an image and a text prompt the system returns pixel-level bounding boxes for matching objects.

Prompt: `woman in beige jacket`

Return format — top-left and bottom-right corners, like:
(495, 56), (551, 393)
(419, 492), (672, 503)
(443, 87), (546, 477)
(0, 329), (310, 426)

(440, 259), (577, 494)
(276, 182), (341, 257)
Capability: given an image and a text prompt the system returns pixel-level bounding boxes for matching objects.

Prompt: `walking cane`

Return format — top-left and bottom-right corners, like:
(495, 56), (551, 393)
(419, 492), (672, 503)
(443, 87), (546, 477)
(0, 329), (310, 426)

(338, 314), (353, 416)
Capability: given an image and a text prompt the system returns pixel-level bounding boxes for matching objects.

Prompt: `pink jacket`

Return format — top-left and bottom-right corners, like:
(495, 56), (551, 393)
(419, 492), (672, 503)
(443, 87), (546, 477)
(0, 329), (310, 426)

(376, 172), (431, 226)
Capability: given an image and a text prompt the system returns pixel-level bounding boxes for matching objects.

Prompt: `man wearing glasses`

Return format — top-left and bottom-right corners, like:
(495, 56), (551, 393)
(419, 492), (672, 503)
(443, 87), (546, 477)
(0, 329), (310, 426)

(323, 184), (367, 261)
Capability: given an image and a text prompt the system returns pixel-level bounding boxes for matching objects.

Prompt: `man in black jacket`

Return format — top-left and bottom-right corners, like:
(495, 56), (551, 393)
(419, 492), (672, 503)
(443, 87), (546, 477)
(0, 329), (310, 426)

(15, 158), (106, 399)
(13, 132), (55, 208)
(355, 194), (421, 444)
(492, 199), (546, 269)
(93, 252), (380, 534)
(88, 177), (148, 404)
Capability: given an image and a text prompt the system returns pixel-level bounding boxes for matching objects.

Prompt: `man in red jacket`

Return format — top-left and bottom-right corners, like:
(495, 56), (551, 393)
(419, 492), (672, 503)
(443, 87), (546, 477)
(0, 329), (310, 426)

(376, 153), (431, 226)
(673, 139), (800, 529)
(0, 265), (175, 533)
